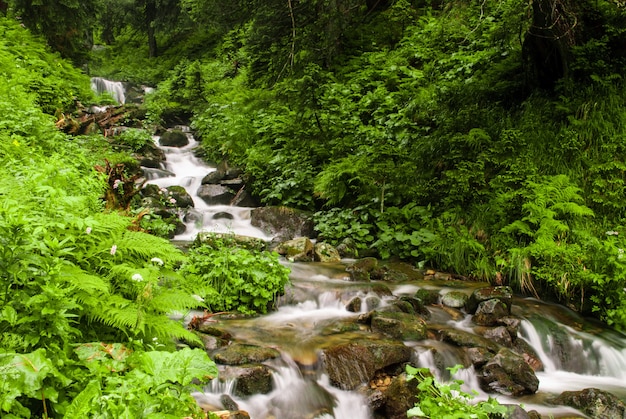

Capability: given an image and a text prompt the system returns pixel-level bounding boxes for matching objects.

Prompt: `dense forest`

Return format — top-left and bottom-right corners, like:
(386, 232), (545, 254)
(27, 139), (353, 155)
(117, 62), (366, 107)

(2, 0), (626, 417)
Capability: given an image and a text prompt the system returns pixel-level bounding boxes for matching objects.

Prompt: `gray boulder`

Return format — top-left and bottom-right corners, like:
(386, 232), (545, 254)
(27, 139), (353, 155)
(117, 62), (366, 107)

(159, 129), (189, 147)
(197, 184), (235, 205)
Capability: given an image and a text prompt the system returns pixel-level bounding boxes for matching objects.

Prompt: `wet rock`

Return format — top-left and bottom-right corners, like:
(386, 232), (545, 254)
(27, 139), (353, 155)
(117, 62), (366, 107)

(346, 257), (379, 281)
(213, 211), (234, 220)
(199, 333), (229, 351)
(399, 296), (430, 319)
(439, 328), (500, 353)
(159, 129), (189, 147)
(220, 364), (274, 396)
(368, 282), (394, 297)
(346, 297), (362, 312)
(275, 237), (314, 262)
(212, 343), (280, 365)
(472, 299), (510, 326)
(364, 296), (381, 311)
(478, 326), (514, 348)
(336, 237), (359, 258)
(552, 388), (626, 419)
(166, 185), (194, 208)
(498, 316), (521, 337)
(478, 348), (539, 396)
(220, 394), (239, 411)
(371, 311), (427, 341)
(512, 338), (544, 372)
(372, 373), (418, 419)
(321, 339), (412, 390)
(230, 187), (258, 207)
(250, 206), (315, 241)
(501, 405), (539, 419)
(441, 291), (469, 309)
(318, 318), (361, 335)
(466, 347), (493, 368)
(137, 142), (166, 168)
(414, 288), (439, 305)
(466, 286), (513, 314)
(197, 184), (235, 205)
(202, 170), (224, 184)
(314, 242), (341, 263)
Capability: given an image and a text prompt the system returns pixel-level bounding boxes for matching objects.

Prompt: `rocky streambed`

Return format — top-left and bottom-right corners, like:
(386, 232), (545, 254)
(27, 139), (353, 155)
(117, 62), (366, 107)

(187, 259), (626, 419)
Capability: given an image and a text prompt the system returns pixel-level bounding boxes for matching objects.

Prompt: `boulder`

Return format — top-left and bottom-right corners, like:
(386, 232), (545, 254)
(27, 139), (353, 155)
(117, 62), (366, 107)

(230, 187), (258, 207)
(212, 343), (280, 365)
(197, 184), (235, 205)
(478, 326), (514, 348)
(345, 257), (379, 281)
(439, 328), (501, 353)
(472, 299), (510, 326)
(250, 206), (315, 241)
(275, 237), (314, 262)
(314, 242), (341, 263)
(219, 364), (274, 396)
(372, 373), (418, 419)
(321, 339), (412, 390)
(552, 388), (626, 419)
(370, 311), (428, 341)
(477, 348), (539, 396)
(159, 129), (189, 147)
(466, 286), (513, 314)
(441, 291), (469, 309)
(166, 185), (194, 208)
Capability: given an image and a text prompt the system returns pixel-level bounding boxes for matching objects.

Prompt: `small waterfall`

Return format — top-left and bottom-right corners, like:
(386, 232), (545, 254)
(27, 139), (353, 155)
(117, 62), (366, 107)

(195, 358), (372, 419)
(90, 76), (126, 104)
(146, 127), (271, 240)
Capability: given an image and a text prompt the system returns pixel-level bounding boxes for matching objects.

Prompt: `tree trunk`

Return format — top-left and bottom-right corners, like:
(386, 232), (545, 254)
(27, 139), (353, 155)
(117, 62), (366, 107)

(523, 0), (577, 89)
(145, 0), (158, 57)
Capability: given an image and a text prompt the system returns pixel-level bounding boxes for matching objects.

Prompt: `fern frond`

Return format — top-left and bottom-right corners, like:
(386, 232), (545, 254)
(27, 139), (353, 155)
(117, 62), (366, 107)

(116, 230), (185, 263)
(150, 291), (201, 314)
(60, 265), (110, 294)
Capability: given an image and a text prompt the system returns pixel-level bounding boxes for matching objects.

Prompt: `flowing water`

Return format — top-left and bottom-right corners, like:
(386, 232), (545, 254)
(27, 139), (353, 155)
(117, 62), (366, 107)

(94, 80), (626, 418)
(90, 77), (126, 104)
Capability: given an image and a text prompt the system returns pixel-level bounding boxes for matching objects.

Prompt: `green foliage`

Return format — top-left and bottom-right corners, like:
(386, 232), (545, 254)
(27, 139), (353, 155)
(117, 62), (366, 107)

(180, 235), (291, 314)
(0, 16), (94, 113)
(113, 128), (154, 152)
(64, 346), (216, 419)
(406, 364), (507, 419)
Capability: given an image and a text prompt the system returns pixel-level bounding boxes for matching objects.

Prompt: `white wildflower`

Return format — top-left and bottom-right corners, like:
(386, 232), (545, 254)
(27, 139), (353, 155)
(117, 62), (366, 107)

(85, 227), (92, 234)
(110, 244), (117, 255)
(132, 273), (144, 282)
(150, 257), (164, 266)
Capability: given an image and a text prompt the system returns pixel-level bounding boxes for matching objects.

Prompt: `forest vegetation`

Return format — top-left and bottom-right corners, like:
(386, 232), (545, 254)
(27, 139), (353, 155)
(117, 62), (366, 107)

(1, 0), (626, 417)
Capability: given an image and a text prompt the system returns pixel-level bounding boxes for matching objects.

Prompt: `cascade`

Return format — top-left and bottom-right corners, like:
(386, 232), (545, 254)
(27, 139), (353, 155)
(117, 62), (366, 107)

(90, 76), (126, 104)
(145, 127), (271, 240)
(192, 262), (626, 418)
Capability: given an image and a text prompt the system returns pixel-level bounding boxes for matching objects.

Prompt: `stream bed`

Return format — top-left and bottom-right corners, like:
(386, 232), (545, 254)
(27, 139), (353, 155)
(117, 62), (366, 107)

(140, 126), (626, 419)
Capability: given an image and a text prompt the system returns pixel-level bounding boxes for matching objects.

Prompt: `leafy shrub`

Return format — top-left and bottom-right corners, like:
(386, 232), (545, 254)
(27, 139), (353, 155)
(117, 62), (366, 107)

(406, 365), (507, 419)
(180, 235), (291, 314)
